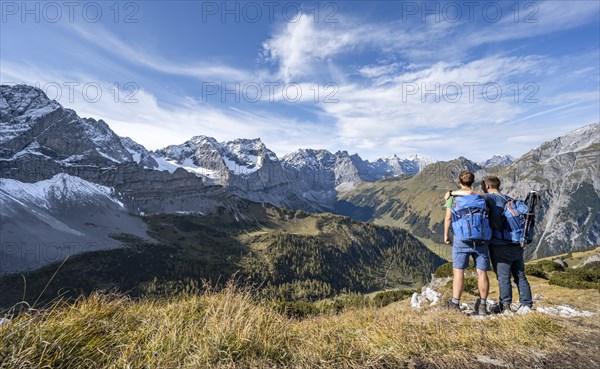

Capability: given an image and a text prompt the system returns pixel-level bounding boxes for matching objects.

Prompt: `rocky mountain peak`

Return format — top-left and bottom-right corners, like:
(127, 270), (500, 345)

(0, 84), (58, 120)
(524, 122), (599, 163)
(0, 85), (134, 165)
(479, 154), (515, 168)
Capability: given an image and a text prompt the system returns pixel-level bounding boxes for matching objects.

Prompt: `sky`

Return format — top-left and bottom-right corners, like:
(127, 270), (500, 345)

(1, 0), (599, 162)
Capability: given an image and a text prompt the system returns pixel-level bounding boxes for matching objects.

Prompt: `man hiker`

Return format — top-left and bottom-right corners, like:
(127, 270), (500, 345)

(445, 175), (533, 313)
(443, 171), (491, 315)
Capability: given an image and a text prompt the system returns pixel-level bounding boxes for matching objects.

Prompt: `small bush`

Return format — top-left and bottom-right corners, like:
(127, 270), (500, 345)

(332, 293), (370, 312)
(276, 300), (322, 318)
(525, 264), (548, 279)
(463, 277), (479, 295)
(526, 260), (565, 279)
(538, 260), (566, 272)
(434, 262), (453, 278)
(434, 260), (475, 278)
(372, 289), (415, 307)
(549, 262), (600, 290)
(445, 277), (479, 296)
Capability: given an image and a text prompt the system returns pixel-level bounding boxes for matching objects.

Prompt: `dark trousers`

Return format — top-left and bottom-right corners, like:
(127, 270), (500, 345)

(489, 244), (533, 307)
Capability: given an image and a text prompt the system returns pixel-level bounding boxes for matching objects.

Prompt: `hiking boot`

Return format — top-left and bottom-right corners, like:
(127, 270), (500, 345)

(474, 299), (488, 316)
(516, 305), (533, 315)
(489, 303), (502, 314)
(490, 302), (511, 314)
(446, 298), (461, 312)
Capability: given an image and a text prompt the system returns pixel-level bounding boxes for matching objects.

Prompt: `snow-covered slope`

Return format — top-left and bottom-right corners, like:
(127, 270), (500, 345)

(370, 154), (435, 177)
(152, 136), (279, 184)
(120, 136), (158, 169)
(1, 173), (124, 209)
(0, 174), (152, 274)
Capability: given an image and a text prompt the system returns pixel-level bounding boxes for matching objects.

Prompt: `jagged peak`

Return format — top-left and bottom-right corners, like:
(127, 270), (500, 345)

(334, 150), (350, 157)
(185, 135), (218, 146)
(517, 122), (600, 164)
(226, 137), (264, 144)
(0, 84), (61, 120)
(282, 148), (333, 160)
(0, 84), (50, 99)
(479, 154), (515, 168)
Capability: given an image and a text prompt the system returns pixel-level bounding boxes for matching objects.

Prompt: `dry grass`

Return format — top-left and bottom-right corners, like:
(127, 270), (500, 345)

(533, 246), (600, 267)
(1, 281), (598, 369)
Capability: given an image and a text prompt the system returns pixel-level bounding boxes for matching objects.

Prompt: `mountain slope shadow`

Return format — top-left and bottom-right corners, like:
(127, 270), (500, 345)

(0, 202), (444, 308)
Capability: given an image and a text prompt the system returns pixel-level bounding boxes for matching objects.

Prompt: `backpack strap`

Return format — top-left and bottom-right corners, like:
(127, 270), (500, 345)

(506, 201), (520, 216)
(498, 193), (513, 203)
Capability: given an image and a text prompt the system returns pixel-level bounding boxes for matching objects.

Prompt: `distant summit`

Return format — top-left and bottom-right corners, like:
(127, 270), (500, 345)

(479, 154), (515, 168)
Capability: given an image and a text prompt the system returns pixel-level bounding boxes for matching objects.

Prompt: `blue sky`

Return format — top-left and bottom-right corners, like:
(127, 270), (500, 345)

(1, 0), (599, 161)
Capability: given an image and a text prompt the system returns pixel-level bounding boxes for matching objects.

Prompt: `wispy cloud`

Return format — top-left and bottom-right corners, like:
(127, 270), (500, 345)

(465, 1), (600, 47)
(0, 62), (334, 155)
(69, 23), (253, 82)
(2, 1), (597, 162)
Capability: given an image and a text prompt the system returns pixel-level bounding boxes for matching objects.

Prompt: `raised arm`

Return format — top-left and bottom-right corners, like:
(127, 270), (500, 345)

(444, 189), (482, 201)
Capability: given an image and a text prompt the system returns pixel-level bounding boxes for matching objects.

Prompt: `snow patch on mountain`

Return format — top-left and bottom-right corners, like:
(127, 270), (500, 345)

(0, 173), (124, 209)
(152, 136), (277, 181)
(282, 149), (337, 171)
(372, 153), (435, 176)
(120, 136), (158, 168)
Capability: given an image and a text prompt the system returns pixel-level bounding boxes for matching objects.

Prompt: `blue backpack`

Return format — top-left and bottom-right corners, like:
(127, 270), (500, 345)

(451, 195), (492, 242)
(494, 195), (533, 245)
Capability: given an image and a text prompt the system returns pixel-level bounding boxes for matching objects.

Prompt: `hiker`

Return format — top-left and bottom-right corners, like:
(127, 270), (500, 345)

(443, 171), (491, 315)
(444, 176), (533, 313)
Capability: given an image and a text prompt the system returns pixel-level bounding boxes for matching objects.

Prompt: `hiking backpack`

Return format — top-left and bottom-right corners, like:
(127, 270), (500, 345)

(451, 194), (492, 243)
(495, 191), (538, 246)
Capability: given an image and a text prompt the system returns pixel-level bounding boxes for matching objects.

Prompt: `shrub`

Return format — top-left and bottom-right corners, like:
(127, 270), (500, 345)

(434, 262), (453, 278)
(372, 289), (415, 307)
(445, 277), (479, 296)
(332, 293), (370, 312)
(549, 262), (600, 290)
(538, 260), (566, 272)
(434, 260), (475, 279)
(463, 277), (479, 295)
(526, 260), (565, 279)
(525, 264), (548, 279)
(276, 300), (322, 318)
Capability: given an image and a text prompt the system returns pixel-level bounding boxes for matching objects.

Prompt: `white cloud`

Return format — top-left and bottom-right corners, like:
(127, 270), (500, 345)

(261, 15), (360, 82)
(324, 56), (540, 141)
(258, 3), (599, 160)
(3, 2), (597, 162)
(69, 23), (253, 82)
(465, 1), (600, 48)
(357, 63), (401, 79)
(0, 62), (334, 157)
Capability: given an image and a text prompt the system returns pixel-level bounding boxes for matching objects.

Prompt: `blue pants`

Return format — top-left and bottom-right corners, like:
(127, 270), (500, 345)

(489, 244), (533, 307)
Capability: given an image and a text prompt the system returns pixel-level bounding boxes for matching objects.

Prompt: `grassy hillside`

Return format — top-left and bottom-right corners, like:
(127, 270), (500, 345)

(1, 270), (598, 369)
(336, 157), (481, 242)
(0, 202), (443, 307)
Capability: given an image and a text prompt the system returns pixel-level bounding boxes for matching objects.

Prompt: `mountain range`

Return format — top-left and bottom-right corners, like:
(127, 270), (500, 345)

(337, 127), (599, 260)
(1, 84), (598, 278)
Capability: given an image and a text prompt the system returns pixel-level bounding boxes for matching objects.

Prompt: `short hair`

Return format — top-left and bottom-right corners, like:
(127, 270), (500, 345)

(458, 170), (475, 187)
(483, 176), (501, 189)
